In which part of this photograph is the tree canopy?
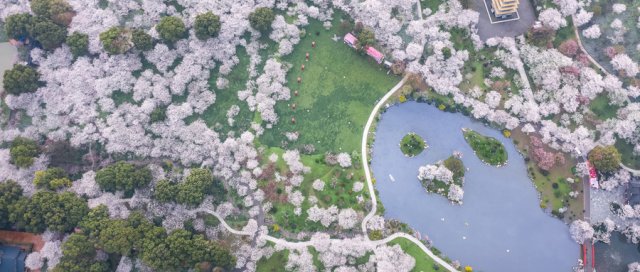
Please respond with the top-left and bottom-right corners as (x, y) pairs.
(99, 27), (132, 54)
(156, 16), (186, 44)
(153, 168), (226, 206)
(27, 16), (68, 50)
(10, 191), (88, 233)
(30, 0), (74, 26)
(4, 13), (33, 40)
(249, 7), (275, 32)
(356, 28), (376, 50)
(0, 180), (24, 229)
(66, 32), (89, 57)
(33, 167), (71, 190)
(3, 64), (41, 96)
(588, 145), (621, 172)
(52, 234), (110, 272)
(76, 206), (235, 271)
(9, 137), (40, 168)
(95, 161), (152, 196)
(131, 29), (153, 51)
(194, 12), (221, 40)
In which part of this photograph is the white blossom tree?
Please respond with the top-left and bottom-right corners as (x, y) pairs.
(569, 220), (594, 244)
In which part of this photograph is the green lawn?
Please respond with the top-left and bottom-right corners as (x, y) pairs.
(256, 249), (289, 272)
(259, 17), (399, 154)
(420, 0), (445, 11)
(511, 129), (583, 221)
(388, 237), (439, 272)
(463, 129), (507, 166)
(186, 46), (253, 138)
(589, 94), (619, 120)
(400, 133), (426, 157)
(262, 147), (369, 233)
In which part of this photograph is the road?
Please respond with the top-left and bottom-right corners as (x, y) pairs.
(577, 156), (593, 272)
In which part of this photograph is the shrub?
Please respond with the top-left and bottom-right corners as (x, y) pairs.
(95, 162), (152, 196)
(3, 64), (41, 95)
(33, 168), (71, 190)
(31, 0), (74, 26)
(150, 107), (167, 123)
(194, 12), (221, 40)
(66, 32), (89, 57)
(588, 145), (621, 172)
(100, 27), (132, 54)
(27, 16), (68, 50)
(4, 13), (34, 40)
(249, 7), (275, 32)
(10, 137), (40, 168)
(156, 16), (186, 44)
(558, 39), (578, 57)
(132, 29), (153, 51)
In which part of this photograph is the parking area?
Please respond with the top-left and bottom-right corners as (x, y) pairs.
(472, 0), (536, 41)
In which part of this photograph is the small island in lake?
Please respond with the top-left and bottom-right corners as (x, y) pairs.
(463, 129), (507, 166)
(400, 132), (426, 157)
(417, 155), (465, 204)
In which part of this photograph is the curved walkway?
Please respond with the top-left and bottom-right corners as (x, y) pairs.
(359, 75), (458, 271)
(620, 163), (640, 176)
(571, 15), (611, 76)
(195, 75), (457, 271)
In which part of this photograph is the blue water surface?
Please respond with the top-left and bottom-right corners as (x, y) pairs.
(371, 101), (578, 272)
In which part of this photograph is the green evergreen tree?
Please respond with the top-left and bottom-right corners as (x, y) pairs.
(248, 7), (275, 32)
(194, 12), (221, 40)
(156, 16), (186, 44)
(66, 32), (89, 57)
(3, 64), (41, 95)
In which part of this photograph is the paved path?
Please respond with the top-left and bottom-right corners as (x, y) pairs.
(199, 206), (457, 271)
(359, 75), (458, 271)
(193, 75), (457, 271)
(620, 163), (640, 176)
(571, 17), (611, 77)
(360, 75), (408, 234)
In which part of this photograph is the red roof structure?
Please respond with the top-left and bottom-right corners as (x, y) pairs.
(366, 46), (384, 63)
(344, 33), (357, 48)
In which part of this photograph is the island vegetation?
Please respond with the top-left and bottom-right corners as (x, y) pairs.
(463, 129), (507, 166)
(400, 132), (426, 157)
(418, 154), (466, 204)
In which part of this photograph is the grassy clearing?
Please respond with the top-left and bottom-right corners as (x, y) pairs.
(589, 94), (619, 120)
(111, 91), (136, 106)
(511, 129), (583, 221)
(256, 249), (289, 272)
(186, 46), (253, 138)
(463, 129), (507, 166)
(388, 237), (439, 272)
(260, 147), (369, 233)
(420, 0), (445, 11)
(259, 17), (399, 154)
(400, 133), (426, 157)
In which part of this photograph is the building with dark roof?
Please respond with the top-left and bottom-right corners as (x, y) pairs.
(0, 245), (27, 272)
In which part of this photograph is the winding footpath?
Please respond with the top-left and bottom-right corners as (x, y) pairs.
(620, 163), (640, 176)
(194, 75), (457, 271)
(359, 75), (457, 271)
(571, 15), (612, 77)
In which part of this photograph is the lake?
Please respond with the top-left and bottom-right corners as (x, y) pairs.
(370, 101), (578, 271)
